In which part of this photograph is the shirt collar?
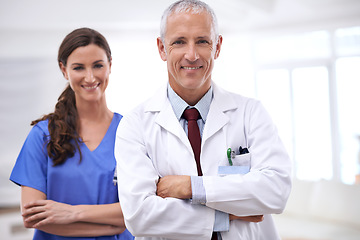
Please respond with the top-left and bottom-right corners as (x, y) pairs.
(167, 84), (213, 122)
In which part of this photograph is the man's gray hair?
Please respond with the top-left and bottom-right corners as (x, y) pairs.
(160, 0), (219, 42)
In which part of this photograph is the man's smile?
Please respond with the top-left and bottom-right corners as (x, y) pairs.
(181, 66), (202, 70)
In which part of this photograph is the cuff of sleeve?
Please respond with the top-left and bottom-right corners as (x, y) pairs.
(190, 176), (206, 204)
(213, 210), (229, 232)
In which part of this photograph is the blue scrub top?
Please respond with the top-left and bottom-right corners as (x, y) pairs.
(10, 112), (133, 240)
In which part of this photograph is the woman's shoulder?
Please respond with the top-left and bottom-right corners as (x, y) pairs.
(29, 119), (50, 138)
(113, 112), (123, 123)
(33, 119), (49, 130)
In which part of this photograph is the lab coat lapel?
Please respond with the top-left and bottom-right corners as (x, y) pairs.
(157, 103), (194, 154)
(202, 84), (237, 144)
(145, 84), (192, 151)
(156, 102), (187, 139)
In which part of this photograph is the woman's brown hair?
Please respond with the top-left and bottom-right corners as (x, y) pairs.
(32, 27), (112, 166)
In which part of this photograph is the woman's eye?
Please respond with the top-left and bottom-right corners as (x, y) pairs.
(73, 66), (83, 71)
(94, 64), (104, 69)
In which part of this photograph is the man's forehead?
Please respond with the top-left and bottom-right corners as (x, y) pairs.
(165, 12), (214, 37)
(167, 10), (211, 22)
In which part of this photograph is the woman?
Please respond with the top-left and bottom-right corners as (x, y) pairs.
(10, 27), (133, 240)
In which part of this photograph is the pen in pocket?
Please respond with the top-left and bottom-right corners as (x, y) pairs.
(227, 148), (235, 166)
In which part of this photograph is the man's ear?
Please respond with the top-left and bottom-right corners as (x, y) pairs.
(59, 62), (69, 80)
(214, 35), (223, 59)
(157, 37), (167, 61)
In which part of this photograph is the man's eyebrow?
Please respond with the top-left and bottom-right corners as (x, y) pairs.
(171, 36), (186, 41)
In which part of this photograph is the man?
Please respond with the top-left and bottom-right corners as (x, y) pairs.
(115, 0), (292, 239)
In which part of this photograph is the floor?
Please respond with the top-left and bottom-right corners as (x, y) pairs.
(0, 207), (34, 240)
(1, 208), (359, 240)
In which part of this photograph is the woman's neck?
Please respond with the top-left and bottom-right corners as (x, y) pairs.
(76, 97), (112, 123)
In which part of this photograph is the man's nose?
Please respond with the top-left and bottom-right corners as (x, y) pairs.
(184, 44), (199, 62)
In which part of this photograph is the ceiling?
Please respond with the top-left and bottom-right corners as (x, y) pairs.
(0, 0), (359, 34)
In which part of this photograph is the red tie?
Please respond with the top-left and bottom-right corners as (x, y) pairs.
(183, 108), (217, 240)
(182, 108), (202, 176)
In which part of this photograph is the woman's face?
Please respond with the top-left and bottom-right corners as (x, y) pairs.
(60, 44), (111, 105)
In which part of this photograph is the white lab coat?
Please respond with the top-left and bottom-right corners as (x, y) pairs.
(115, 82), (292, 240)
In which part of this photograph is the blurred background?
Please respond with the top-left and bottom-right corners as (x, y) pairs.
(1, 0), (360, 239)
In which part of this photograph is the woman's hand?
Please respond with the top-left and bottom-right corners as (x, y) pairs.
(20, 186), (125, 236)
(22, 200), (77, 228)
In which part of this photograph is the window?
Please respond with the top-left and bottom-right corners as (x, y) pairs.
(254, 31), (330, 64)
(292, 67), (332, 181)
(256, 69), (293, 159)
(336, 57), (360, 184)
(254, 26), (360, 184)
(335, 27), (360, 56)
(256, 67), (332, 181)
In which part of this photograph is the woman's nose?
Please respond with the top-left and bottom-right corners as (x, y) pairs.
(84, 69), (95, 83)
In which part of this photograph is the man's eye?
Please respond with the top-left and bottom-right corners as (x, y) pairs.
(198, 40), (209, 44)
(172, 40), (184, 45)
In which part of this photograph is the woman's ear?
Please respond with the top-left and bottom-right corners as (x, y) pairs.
(59, 62), (68, 80)
(109, 57), (112, 74)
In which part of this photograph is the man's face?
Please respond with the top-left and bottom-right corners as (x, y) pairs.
(157, 11), (222, 103)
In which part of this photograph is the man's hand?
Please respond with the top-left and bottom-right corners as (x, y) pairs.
(156, 175), (192, 199)
(230, 214), (264, 223)
(156, 176), (263, 223)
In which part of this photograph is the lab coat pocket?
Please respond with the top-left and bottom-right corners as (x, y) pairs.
(232, 152), (251, 166)
(218, 153), (251, 176)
